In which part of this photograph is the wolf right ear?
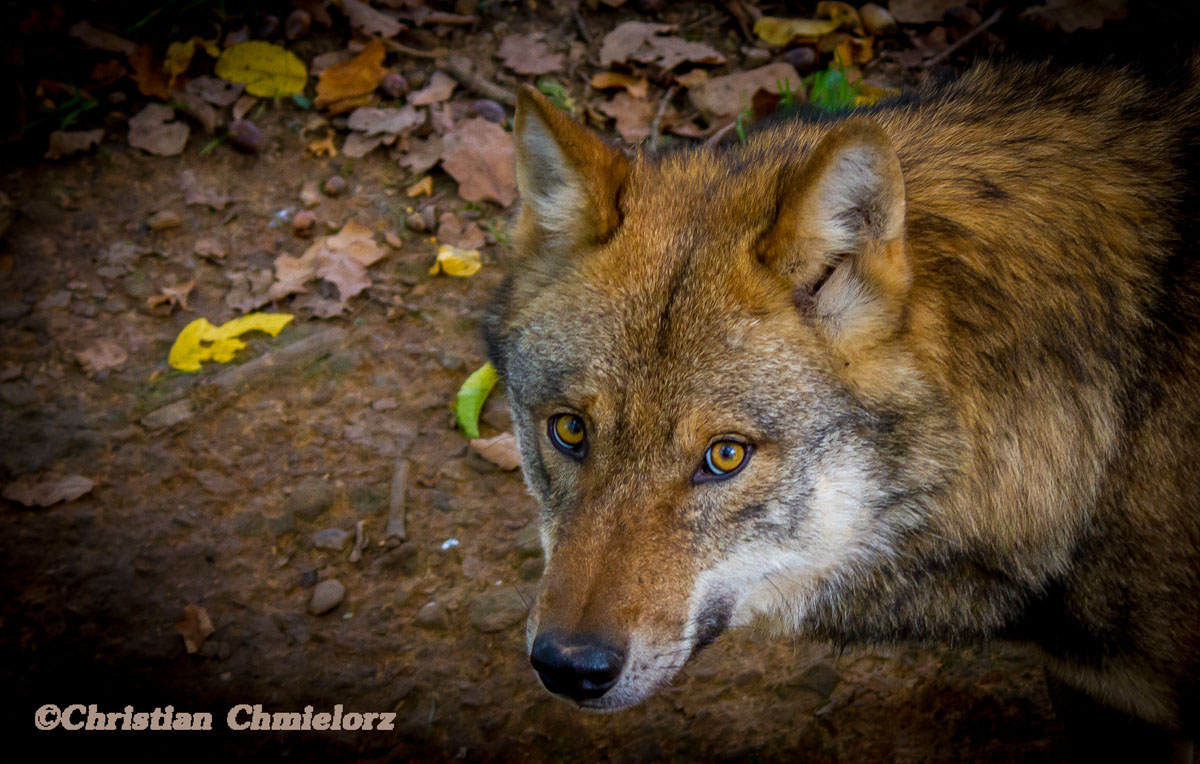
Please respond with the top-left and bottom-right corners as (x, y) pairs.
(514, 84), (630, 248)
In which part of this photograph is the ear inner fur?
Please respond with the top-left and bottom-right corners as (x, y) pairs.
(514, 84), (630, 247)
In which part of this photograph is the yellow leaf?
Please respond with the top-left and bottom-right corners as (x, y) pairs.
(164, 39), (196, 88)
(754, 16), (841, 45)
(196, 37), (221, 58)
(215, 41), (307, 98)
(406, 176), (432, 197)
(167, 312), (294, 372)
(428, 244), (481, 277)
(855, 83), (899, 107)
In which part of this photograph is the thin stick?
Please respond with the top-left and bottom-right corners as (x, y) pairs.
(649, 85), (677, 153)
(702, 120), (737, 150)
(571, 4), (592, 45)
(386, 459), (409, 541)
(923, 8), (1004, 68)
(441, 55), (517, 107)
(384, 39), (447, 60)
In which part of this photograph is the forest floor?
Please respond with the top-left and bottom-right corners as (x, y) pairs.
(0, 0), (1164, 761)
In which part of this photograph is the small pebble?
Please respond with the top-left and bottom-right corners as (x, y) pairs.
(405, 211), (427, 232)
(381, 72), (410, 100)
(413, 601), (449, 631)
(257, 14), (280, 38)
(859, 3), (897, 36)
(783, 46), (817, 72)
(313, 528), (350, 551)
(322, 175), (347, 197)
(470, 99), (506, 124)
(299, 180), (322, 209)
(300, 569), (318, 588)
(308, 579), (345, 615)
(285, 9), (312, 40)
(293, 210), (315, 235)
(147, 210), (181, 230)
(229, 120), (264, 153)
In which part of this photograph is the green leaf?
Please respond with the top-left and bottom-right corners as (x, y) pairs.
(455, 362), (499, 439)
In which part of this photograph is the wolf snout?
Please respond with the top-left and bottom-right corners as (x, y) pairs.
(529, 631), (625, 703)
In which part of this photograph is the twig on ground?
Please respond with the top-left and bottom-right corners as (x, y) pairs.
(924, 8), (1004, 68)
(649, 85), (678, 154)
(441, 55), (517, 107)
(571, 3), (592, 45)
(385, 458), (410, 542)
(703, 120), (738, 150)
(205, 327), (348, 392)
(349, 519), (366, 563)
(384, 40), (447, 60)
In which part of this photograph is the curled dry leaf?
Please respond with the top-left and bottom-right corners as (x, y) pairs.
(754, 16), (842, 45)
(307, 131), (338, 157)
(440, 118), (516, 207)
(347, 105), (423, 135)
(185, 76), (245, 107)
(599, 21), (725, 70)
(45, 129), (103, 160)
(315, 40), (386, 112)
(429, 243), (481, 277)
(469, 432), (521, 471)
(590, 71), (650, 99)
(171, 90), (222, 133)
(128, 45), (171, 99)
(76, 339), (128, 377)
(689, 63), (803, 120)
(599, 93), (656, 143)
(498, 32), (564, 75)
(147, 280), (197, 311)
(69, 20), (139, 57)
(267, 221), (385, 315)
(128, 103), (189, 157)
(180, 170), (231, 209)
(175, 604), (215, 654)
(408, 71), (457, 106)
(340, 0), (405, 39)
(342, 132), (383, 158)
(406, 176), (433, 197)
(400, 135), (444, 174)
(4, 473), (95, 508)
(437, 212), (485, 250)
(168, 313), (294, 371)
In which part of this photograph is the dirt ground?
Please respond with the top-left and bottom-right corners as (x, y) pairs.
(4, 1), (1169, 761)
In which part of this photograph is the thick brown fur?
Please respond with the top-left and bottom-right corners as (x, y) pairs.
(486, 59), (1200, 752)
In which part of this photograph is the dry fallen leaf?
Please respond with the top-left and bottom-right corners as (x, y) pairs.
(315, 40), (386, 112)
(266, 221), (385, 314)
(440, 118), (516, 207)
(215, 41), (307, 98)
(147, 280), (197, 312)
(599, 21), (725, 70)
(128, 103), (189, 156)
(76, 339), (127, 377)
(754, 16), (843, 45)
(470, 432), (521, 471)
(599, 93), (657, 143)
(498, 32), (565, 75)
(1022, 0), (1128, 33)
(164, 38), (197, 88)
(90, 59), (128, 85)
(429, 243), (482, 277)
(168, 313), (294, 371)
(172, 90), (223, 133)
(406, 176), (433, 197)
(590, 71), (650, 99)
(45, 129), (103, 160)
(342, 132), (383, 158)
(307, 131), (338, 157)
(340, 0), (405, 38)
(437, 212), (485, 250)
(194, 238), (228, 261)
(400, 135), (444, 174)
(408, 71), (457, 106)
(3, 473), (95, 507)
(69, 20), (139, 57)
(175, 604), (215, 654)
(690, 63), (803, 120)
(185, 75), (244, 107)
(180, 170), (231, 209)
(127, 44), (171, 99)
(347, 105), (423, 135)
(232, 94), (258, 121)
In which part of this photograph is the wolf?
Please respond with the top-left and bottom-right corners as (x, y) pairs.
(484, 59), (1200, 759)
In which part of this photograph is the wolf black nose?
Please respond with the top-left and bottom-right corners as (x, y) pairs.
(530, 631), (624, 702)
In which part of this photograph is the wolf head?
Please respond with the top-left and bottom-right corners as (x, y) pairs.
(485, 85), (944, 710)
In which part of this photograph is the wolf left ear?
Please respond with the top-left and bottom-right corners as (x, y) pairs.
(514, 85), (630, 248)
(760, 118), (910, 347)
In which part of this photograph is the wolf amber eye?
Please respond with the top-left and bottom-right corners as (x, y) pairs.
(549, 414), (586, 456)
(696, 441), (751, 483)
